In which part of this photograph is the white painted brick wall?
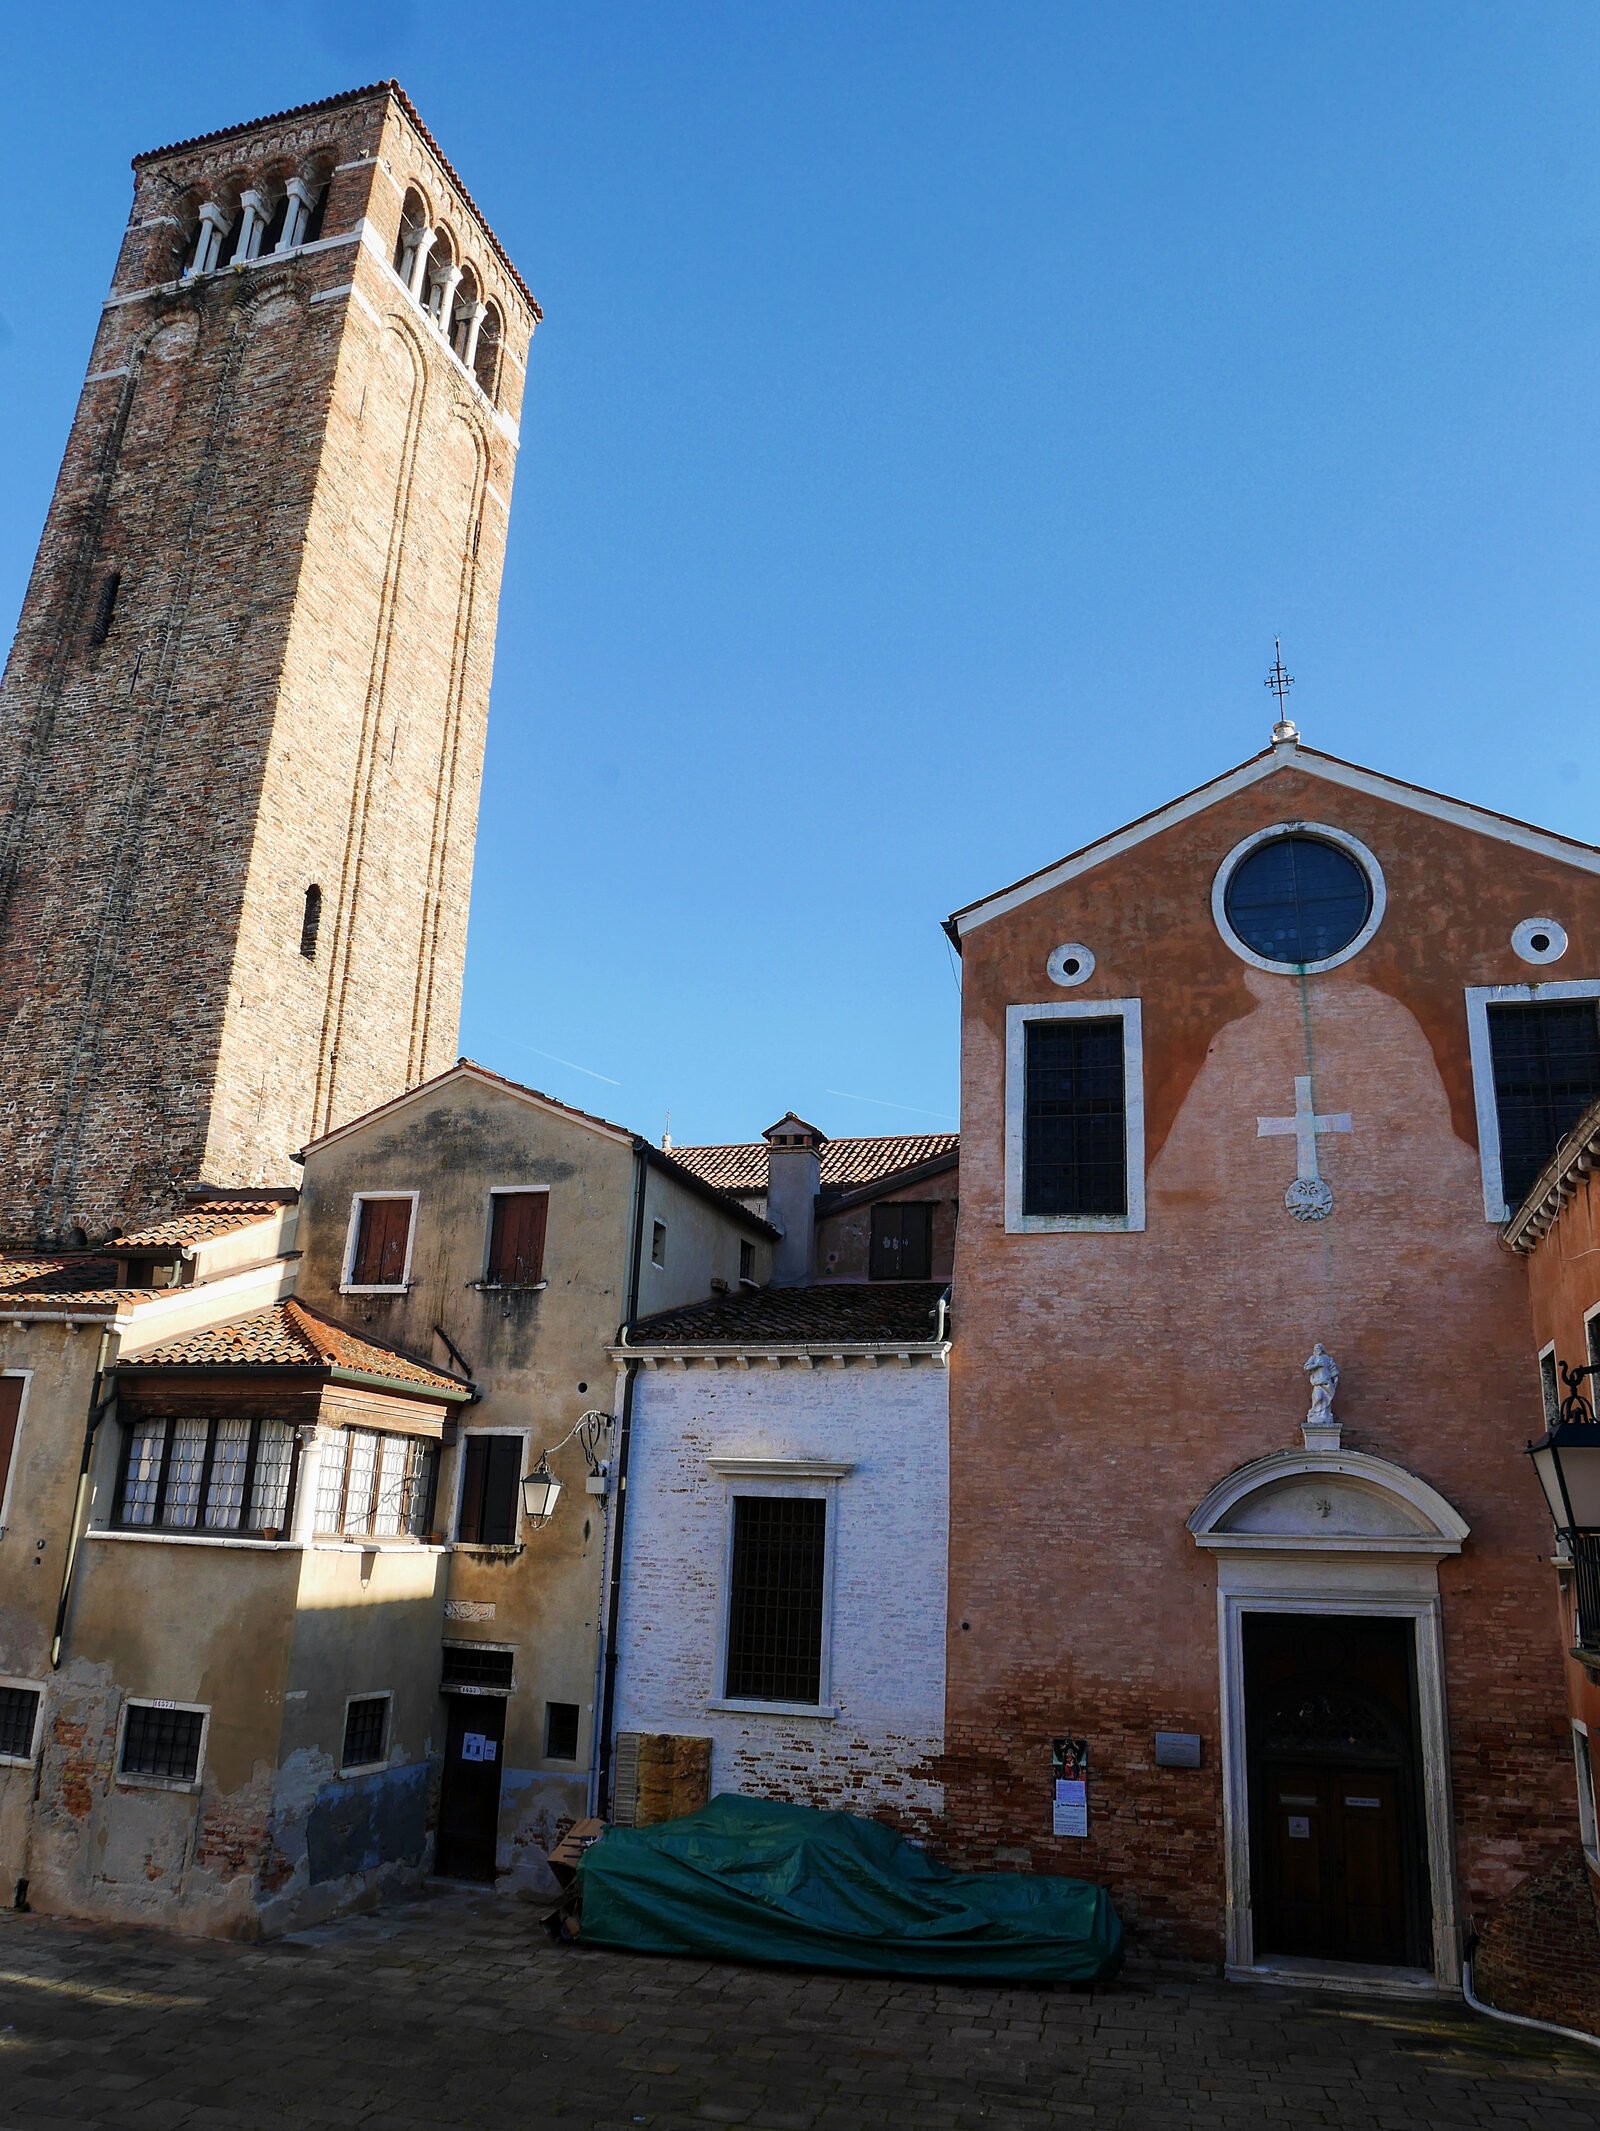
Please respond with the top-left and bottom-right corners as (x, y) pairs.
(615, 1360), (947, 1831)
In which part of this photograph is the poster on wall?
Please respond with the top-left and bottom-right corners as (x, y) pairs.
(1051, 1735), (1089, 1838)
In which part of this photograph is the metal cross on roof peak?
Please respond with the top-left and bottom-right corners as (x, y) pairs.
(1265, 638), (1299, 744)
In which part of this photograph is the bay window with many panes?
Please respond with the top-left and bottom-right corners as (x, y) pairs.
(115, 1413), (300, 1536)
(315, 1427), (439, 1541)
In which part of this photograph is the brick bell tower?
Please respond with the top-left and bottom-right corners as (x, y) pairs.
(0, 83), (538, 1242)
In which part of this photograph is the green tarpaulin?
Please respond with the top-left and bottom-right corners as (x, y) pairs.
(577, 1794), (1123, 1983)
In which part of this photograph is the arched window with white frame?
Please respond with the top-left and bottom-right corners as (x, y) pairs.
(425, 226), (462, 337)
(473, 301), (503, 400)
(393, 187), (431, 296)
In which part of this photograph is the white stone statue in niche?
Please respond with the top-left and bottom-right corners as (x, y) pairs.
(1303, 1343), (1340, 1446)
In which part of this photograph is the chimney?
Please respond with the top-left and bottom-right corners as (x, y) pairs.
(762, 1113), (826, 1286)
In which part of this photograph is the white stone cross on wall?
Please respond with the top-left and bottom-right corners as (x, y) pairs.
(1257, 1074), (1352, 1222)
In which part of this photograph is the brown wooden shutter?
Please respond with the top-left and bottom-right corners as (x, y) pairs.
(352, 1198), (411, 1285)
(481, 1437), (522, 1545)
(487, 1191), (547, 1286)
(457, 1436), (522, 1546)
(870, 1203), (933, 1281)
(0, 1377), (23, 1506)
(458, 1436), (488, 1542)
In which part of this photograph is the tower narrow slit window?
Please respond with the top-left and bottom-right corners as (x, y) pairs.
(88, 571), (120, 647)
(299, 884), (322, 960)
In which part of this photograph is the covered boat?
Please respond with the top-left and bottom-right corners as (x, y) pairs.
(577, 1794), (1123, 1983)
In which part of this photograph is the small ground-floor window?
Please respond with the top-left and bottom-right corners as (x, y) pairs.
(341, 1694), (391, 1773)
(0, 1682), (42, 1764)
(120, 1702), (206, 1785)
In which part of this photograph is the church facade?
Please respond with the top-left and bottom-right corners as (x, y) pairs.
(942, 729), (1600, 1991)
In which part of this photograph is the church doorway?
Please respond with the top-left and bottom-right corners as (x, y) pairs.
(1243, 1613), (1430, 1969)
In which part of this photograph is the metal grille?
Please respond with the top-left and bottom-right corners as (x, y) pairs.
(1489, 1001), (1600, 1210)
(1023, 1017), (1127, 1218)
(0, 1685), (40, 1760)
(342, 1696), (389, 1769)
(121, 1704), (204, 1782)
(1573, 1532), (1600, 1654)
(440, 1643), (515, 1691)
(725, 1495), (826, 1703)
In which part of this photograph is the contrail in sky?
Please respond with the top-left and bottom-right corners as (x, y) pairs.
(826, 1089), (956, 1122)
(510, 1042), (623, 1087)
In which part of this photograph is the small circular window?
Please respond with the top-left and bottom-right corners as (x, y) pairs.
(1215, 826), (1383, 973)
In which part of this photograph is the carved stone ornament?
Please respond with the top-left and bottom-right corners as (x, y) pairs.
(1285, 1175), (1334, 1221)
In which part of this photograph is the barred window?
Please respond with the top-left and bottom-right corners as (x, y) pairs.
(724, 1495), (827, 1704)
(341, 1695), (389, 1771)
(1023, 1016), (1128, 1218)
(121, 1703), (205, 1784)
(1488, 1000), (1600, 1212)
(0, 1685), (41, 1762)
(441, 1642), (515, 1691)
(115, 1416), (298, 1535)
(315, 1429), (437, 1542)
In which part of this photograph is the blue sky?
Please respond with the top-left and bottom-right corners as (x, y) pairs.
(4, 5), (1598, 1146)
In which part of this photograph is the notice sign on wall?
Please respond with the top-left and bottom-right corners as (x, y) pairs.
(1051, 1735), (1089, 1839)
(461, 1732), (498, 1763)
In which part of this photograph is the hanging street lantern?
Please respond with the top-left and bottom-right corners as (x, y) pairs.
(1526, 1358), (1600, 1652)
(520, 1455), (563, 1529)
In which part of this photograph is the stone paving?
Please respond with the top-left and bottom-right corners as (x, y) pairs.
(0, 1886), (1596, 2130)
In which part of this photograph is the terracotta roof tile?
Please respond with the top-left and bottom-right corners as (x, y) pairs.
(0, 1255), (125, 1301)
(673, 1134), (959, 1196)
(122, 1299), (470, 1395)
(626, 1282), (950, 1349)
(115, 1201), (287, 1250)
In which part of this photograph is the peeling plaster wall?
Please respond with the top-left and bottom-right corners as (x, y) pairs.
(0, 1322), (104, 1897)
(26, 1517), (301, 1935)
(615, 1360), (948, 1835)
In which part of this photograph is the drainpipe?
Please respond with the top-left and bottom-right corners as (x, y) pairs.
(1463, 1951), (1600, 2054)
(51, 1330), (116, 1669)
(593, 1142), (649, 1818)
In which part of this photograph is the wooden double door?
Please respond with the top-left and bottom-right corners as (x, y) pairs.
(1245, 1614), (1429, 1969)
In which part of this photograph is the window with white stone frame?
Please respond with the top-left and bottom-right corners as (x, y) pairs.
(0, 1680), (43, 1766)
(118, 1700), (207, 1789)
(1005, 999), (1145, 1233)
(340, 1692), (391, 1775)
(709, 1462), (848, 1716)
(1465, 983), (1600, 1221)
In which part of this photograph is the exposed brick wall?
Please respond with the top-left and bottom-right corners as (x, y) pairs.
(1474, 1846), (1600, 2036)
(946, 763), (1599, 1967)
(616, 1359), (948, 1837)
(0, 86), (534, 1243)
